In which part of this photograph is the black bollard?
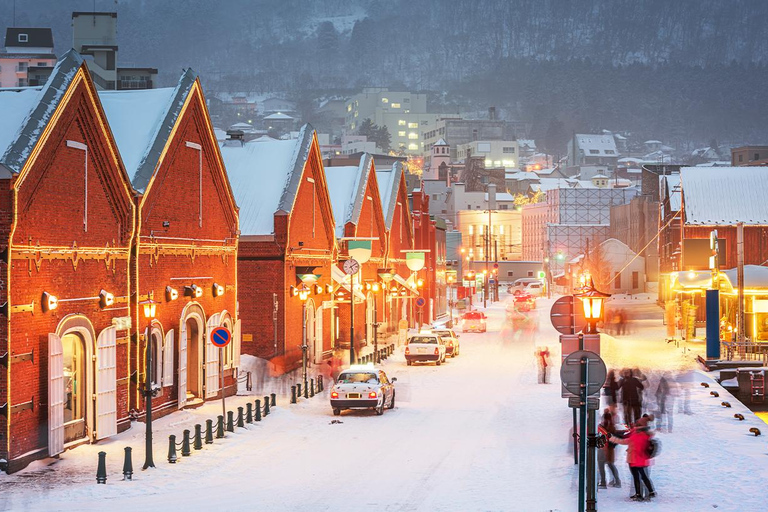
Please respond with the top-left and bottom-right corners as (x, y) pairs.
(194, 424), (203, 450)
(304, 380), (309, 399)
(264, 396), (271, 415)
(291, 385), (297, 404)
(216, 415), (225, 438)
(237, 406), (245, 428)
(122, 446), (133, 480)
(271, 393), (276, 407)
(310, 378), (315, 397)
(226, 410), (235, 432)
(205, 419), (214, 444)
(297, 383), (302, 398)
(246, 402), (253, 423)
(255, 399), (262, 421)
(168, 435), (178, 463)
(96, 451), (107, 484)
(181, 429), (191, 457)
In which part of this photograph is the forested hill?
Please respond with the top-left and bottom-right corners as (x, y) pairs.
(4, 0), (768, 142)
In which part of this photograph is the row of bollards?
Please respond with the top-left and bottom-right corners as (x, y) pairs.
(706, 381), (765, 438)
(291, 375), (325, 405)
(356, 344), (395, 365)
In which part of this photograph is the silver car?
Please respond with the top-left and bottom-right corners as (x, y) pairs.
(330, 365), (396, 416)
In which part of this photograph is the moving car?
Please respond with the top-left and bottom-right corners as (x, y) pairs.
(461, 311), (487, 333)
(513, 291), (536, 312)
(433, 328), (460, 357)
(524, 281), (544, 297)
(508, 278), (541, 295)
(405, 333), (447, 366)
(330, 365), (396, 416)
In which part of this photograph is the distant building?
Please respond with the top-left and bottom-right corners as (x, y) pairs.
(731, 146), (768, 166)
(422, 117), (505, 163)
(456, 207), (522, 262)
(0, 27), (56, 87)
(566, 134), (620, 179)
(341, 135), (378, 155)
(425, 138), (451, 180)
(456, 140), (519, 168)
(72, 11), (157, 90)
(345, 88), (437, 155)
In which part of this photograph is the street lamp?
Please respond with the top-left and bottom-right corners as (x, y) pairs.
(140, 295), (158, 470)
(295, 268), (321, 397)
(576, 278), (611, 334)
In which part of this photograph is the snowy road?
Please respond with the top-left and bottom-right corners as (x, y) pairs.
(1, 295), (767, 511)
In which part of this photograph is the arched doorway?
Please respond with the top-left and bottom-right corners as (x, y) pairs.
(314, 303), (324, 364)
(179, 303), (205, 409)
(62, 332), (87, 444)
(305, 298), (316, 362)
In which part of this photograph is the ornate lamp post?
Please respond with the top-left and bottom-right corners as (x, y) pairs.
(576, 278), (611, 335)
(295, 268), (321, 399)
(140, 296), (158, 470)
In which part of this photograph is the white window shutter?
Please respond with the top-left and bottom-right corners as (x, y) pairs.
(205, 314), (220, 398)
(95, 327), (118, 440)
(163, 329), (174, 387)
(233, 319), (241, 368)
(48, 333), (65, 456)
(178, 322), (187, 409)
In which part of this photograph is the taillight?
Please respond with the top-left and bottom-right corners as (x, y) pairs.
(330, 391), (339, 399)
(405, 346), (410, 355)
(448, 342), (453, 347)
(434, 347), (439, 355)
(368, 391), (377, 399)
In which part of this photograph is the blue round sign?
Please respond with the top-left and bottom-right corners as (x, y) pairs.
(415, 297), (426, 308)
(210, 327), (232, 348)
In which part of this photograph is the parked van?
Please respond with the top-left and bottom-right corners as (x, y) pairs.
(508, 278), (542, 295)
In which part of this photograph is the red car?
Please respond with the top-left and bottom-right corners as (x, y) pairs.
(461, 311), (487, 333)
(514, 292), (536, 312)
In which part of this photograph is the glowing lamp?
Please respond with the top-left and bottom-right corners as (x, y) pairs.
(576, 278), (611, 334)
(417, 278), (424, 288)
(315, 284), (323, 294)
(372, 283), (380, 292)
(41, 291), (58, 312)
(140, 298), (158, 320)
(326, 284), (334, 294)
(166, 286), (179, 301)
(212, 283), (225, 297)
(291, 286), (299, 297)
(185, 284), (203, 298)
(99, 289), (115, 308)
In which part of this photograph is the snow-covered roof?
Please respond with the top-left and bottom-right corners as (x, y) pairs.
(264, 112), (293, 120)
(592, 173), (608, 179)
(485, 192), (515, 202)
(530, 178), (578, 193)
(723, 265), (768, 290)
(213, 127), (227, 141)
(645, 140), (661, 145)
(434, 138), (448, 146)
(0, 50), (82, 173)
(574, 134), (617, 156)
(324, 154), (373, 238)
(375, 162), (403, 230)
(221, 124), (314, 236)
(681, 167), (768, 225)
(517, 139), (536, 150)
(660, 174), (681, 211)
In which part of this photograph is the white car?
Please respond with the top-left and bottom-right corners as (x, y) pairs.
(433, 328), (460, 357)
(524, 281), (544, 297)
(405, 333), (447, 366)
(508, 278), (542, 295)
(330, 365), (396, 416)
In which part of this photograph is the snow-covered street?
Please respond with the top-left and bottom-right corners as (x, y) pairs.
(1, 294), (766, 511)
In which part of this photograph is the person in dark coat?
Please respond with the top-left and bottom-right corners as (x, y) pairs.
(597, 409), (621, 488)
(619, 369), (644, 426)
(604, 369), (620, 414)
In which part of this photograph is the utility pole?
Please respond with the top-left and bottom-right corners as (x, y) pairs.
(737, 222), (745, 344)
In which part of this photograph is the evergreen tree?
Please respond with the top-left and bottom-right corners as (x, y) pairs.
(358, 118), (376, 139)
(375, 125), (392, 152)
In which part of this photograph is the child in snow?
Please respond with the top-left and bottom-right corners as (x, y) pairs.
(610, 416), (656, 501)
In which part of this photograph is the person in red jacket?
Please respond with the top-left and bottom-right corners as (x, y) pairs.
(610, 416), (656, 501)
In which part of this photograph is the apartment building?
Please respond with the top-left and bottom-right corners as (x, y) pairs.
(0, 28), (56, 87)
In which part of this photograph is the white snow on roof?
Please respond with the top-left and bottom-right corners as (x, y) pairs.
(213, 127), (227, 141)
(645, 140), (661, 144)
(485, 192), (515, 202)
(376, 169), (395, 218)
(264, 112), (293, 120)
(574, 134), (617, 156)
(681, 167), (768, 225)
(0, 87), (43, 160)
(434, 138), (448, 146)
(325, 165), (362, 237)
(723, 265), (768, 290)
(530, 178), (577, 192)
(662, 174), (682, 211)
(220, 138), (300, 235)
(99, 87), (177, 183)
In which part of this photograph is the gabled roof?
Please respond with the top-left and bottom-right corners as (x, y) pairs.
(435, 138), (448, 146)
(99, 68), (197, 192)
(376, 161), (404, 230)
(4, 27), (54, 49)
(574, 134), (617, 155)
(0, 50), (82, 174)
(681, 166), (768, 225)
(325, 153), (374, 238)
(221, 124), (314, 236)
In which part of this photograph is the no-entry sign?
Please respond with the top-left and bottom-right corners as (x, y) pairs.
(415, 297), (426, 308)
(210, 327), (232, 348)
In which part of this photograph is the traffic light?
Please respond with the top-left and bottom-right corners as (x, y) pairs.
(537, 271), (546, 279)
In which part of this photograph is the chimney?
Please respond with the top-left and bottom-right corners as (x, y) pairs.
(489, 106), (497, 120)
(224, 129), (245, 147)
(488, 183), (497, 210)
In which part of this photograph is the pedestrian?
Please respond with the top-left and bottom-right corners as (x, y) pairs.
(619, 369), (644, 427)
(655, 374), (673, 432)
(610, 416), (656, 501)
(597, 409), (622, 489)
(603, 369), (620, 414)
(535, 346), (550, 384)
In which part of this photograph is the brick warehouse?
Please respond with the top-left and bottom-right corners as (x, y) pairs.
(0, 52), (135, 472)
(411, 189), (448, 325)
(325, 154), (389, 361)
(221, 126), (338, 373)
(99, 69), (240, 416)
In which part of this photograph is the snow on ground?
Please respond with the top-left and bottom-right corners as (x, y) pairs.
(1, 294), (767, 511)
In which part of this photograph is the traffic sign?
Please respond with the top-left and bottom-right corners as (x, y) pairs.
(560, 350), (606, 398)
(493, 263), (499, 269)
(210, 327), (232, 348)
(415, 297), (426, 308)
(568, 396), (600, 410)
(550, 295), (587, 335)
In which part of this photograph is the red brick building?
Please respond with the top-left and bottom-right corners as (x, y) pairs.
(99, 69), (239, 416)
(410, 189), (448, 324)
(375, 162), (415, 331)
(325, 154), (388, 361)
(222, 126), (338, 373)
(0, 52), (135, 472)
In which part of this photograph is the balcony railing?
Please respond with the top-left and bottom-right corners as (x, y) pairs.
(118, 79), (153, 90)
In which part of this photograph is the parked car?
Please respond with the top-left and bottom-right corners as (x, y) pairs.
(433, 328), (460, 357)
(524, 281), (545, 297)
(461, 311), (487, 333)
(405, 333), (447, 366)
(508, 278), (542, 295)
(330, 365), (396, 416)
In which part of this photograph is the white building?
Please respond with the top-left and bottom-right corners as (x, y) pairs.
(456, 140), (519, 168)
(566, 134), (620, 179)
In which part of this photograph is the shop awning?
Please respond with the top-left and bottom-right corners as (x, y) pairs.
(331, 265), (366, 302)
(393, 273), (419, 296)
(670, 270), (733, 293)
(723, 265), (768, 294)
